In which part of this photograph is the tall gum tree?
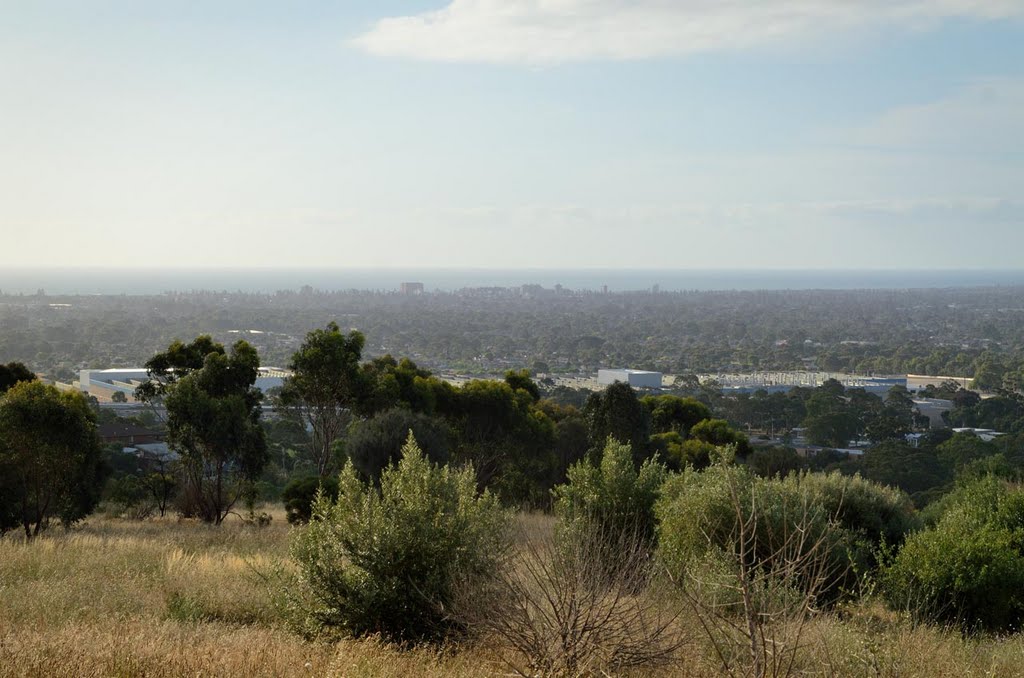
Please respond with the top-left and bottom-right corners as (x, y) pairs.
(278, 322), (365, 476)
(138, 337), (268, 524)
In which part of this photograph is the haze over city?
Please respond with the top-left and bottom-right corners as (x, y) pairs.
(3, 1), (1022, 270)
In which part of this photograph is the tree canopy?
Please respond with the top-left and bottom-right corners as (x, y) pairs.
(278, 322), (365, 475)
(0, 362), (35, 395)
(0, 381), (105, 537)
(144, 337), (268, 524)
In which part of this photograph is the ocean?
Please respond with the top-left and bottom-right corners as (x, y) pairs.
(1, 268), (1023, 296)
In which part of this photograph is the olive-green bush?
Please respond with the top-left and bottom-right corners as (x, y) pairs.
(656, 460), (917, 604)
(553, 437), (666, 552)
(779, 470), (920, 561)
(291, 433), (510, 643)
(883, 476), (1024, 632)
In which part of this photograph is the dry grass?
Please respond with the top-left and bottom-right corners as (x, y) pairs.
(456, 518), (689, 676)
(0, 511), (501, 677)
(3, 511), (1024, 677)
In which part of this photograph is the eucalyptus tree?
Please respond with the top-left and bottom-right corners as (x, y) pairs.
(0, 381), (105, 538)
(0, 361), (34, 394)
(278, 322), (365, 476)
(139, 336), (268, 524)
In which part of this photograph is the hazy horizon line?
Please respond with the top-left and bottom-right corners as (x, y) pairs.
(4, 267), (1024, 297)
(6, 266), (1024, 273)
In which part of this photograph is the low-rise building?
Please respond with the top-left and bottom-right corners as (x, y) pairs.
(78, 367), (289, 402)
(597, 369), (663, 389)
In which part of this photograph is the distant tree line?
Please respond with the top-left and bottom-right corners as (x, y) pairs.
(6, 285), (1024, 386)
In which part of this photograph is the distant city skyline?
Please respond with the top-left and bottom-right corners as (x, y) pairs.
(4, 267), (1024, 297)
(2, 1), (1022, 269)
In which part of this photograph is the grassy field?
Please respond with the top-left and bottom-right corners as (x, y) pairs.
(3, 511), (1024, 677)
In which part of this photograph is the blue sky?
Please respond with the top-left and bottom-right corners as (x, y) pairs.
(1, 1), (1022, 269)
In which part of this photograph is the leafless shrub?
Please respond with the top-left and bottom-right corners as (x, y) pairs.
(454, 518), (688, 677)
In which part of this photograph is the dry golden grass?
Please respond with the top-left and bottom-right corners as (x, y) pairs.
(0, 510), (509, 678)
(2, 511), (1024, 677)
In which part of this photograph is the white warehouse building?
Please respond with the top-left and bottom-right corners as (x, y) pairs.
(597, 369), (663, 389)
(78, 367), (290, 402)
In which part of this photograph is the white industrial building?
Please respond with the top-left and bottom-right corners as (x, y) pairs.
(78, 367), (290, 402)
(597, 369), (663, 389)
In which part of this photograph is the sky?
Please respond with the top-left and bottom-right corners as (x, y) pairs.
(1, 0), (1022, 270)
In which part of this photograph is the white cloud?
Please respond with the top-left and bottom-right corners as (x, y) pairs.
(843, 77), (1024, 153)
(353, 0), (1023, 64)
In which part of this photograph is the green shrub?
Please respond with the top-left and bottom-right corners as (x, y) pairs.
(883, 476), (1024, 632)
(291, 433), (510, 643)
(690, 419), (752, 457)
(650, 431), (718, 470)
(778, 471), (920, 558)
(656, 462), (917, 605)
(281, 475), (340, 524)
(553, 437), (666, 551)
(748, 446), (806, 478)
(103, 474), (153, 519)
(656, 462), (749, 577)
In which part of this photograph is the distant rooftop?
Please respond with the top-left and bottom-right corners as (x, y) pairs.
(89, 366), (289, 376)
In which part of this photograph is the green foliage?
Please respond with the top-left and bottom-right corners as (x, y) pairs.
(0, 381), (106, 537)
(945, 394), (1024, 432)
(971, 359), (1008, 392)
(504, 369), (540, 402)
(677, 438), (719, 470)
(780, 471), (919, 556)
(748, 446), (806, 478)
(454, 379), (536, 445)
(263, 415), (314, 475)
(658, 463), (783, 589)
(801, 381), (864, 448)
(541, 402), (590, 482)
(356, 355), (456, 417)
(956, 454), (1023, 485)
(883, 477), (1024, 632)
(134, 335), (223, 401)
(279, 322), (365, 476)
(719, 389), (808, 435)
(690, 418), (752, 457)
(641, 394), (711, 435)
(649, 430), (720, 471)
(104, 474), (151, 518)
(861, 441), (949, 505)
(657, 462), (917, 605)
(151, 338), (268, 524)
(450, 379), (557, 506)
(291, 434), (510, 643)
(346, 409), (450, 482)
(281, 475), (340, 524)
(554, 437), (667, 551)
(101, 444), (180, 518)
(0, 361), (35, 394)
(583, 382), (650, 463)
(936, 432), (998, 474)
(649, 431), (684, 466)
